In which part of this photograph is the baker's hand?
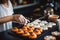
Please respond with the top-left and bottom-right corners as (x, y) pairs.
(19, 15), (28, 25)
(13, 14), (28, 25)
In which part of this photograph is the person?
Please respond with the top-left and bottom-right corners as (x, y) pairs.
(0, 0), (28, 32)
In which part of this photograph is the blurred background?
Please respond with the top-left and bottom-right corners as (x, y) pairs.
(10, 0), (60, 27)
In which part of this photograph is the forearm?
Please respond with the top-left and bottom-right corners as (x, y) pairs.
(0, 15), (13, 24)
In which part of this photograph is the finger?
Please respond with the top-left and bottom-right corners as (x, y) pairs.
(24, 19), (26, 25)
(26, 19), (30, 23)
(21, 18), (26, 25)
(24, 19), (28, 25)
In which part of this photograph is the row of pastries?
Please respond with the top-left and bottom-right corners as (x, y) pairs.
(44, 31), (60, 40)
(28, 19), (56, 30)
(12, 24), (43, 39)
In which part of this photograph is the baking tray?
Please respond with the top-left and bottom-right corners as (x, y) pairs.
(7, 25), (56, 40)
(7, 17), (57, 40)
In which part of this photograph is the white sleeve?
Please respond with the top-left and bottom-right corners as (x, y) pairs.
(0, 6), (3, 18)
(8, 0), (14, 14)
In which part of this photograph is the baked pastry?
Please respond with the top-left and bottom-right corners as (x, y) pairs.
(36, 28), (43, 32)
(51, 31), (60, 36)
(33, 24), (40, 28)
(29, 32), (37, 39)
(41, 25), (48, 30)
(16, 29), (24, 34)
(12, 27), (18, 32)
(29, 26), (34, 30)
(22, 26), (27, 31)
(27, 23), (34, 27)
(34, 28), (41, 35)
(23, 24), (29, 28)
(48, 15), (59, 22)
(22, 31), (30, 37)
(44, 35), (56, 40)
(27, 28), (33, 32)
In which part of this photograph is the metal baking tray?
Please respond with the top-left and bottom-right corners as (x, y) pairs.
(7, 17), (57, 40)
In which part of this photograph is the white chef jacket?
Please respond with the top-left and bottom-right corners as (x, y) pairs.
(0, 0), (14, 32)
